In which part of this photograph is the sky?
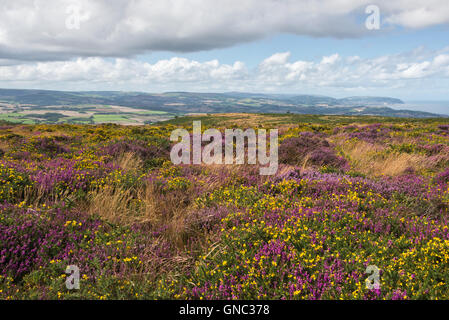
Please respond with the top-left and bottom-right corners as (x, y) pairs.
(0, 0), (449, 102)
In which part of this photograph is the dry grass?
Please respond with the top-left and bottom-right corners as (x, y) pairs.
(0, 140), (9, 153)
(378, 153), (426, 176)
(88, 186), (139, 224)
(88, 182), (179, 222)
(23, 184), (78, 208)
(87, 180), (195, 247)
(337, 139), (427, 176)
(89, 152), (192, 234)
(114, 152), (142, 173)
(86, 162), (269, 248)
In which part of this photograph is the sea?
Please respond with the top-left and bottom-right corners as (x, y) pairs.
(391, 101), (449, 116)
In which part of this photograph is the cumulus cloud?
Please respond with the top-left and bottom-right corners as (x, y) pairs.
(384, 0), (449, 28)
(1, 47), (449, 95)
(0, 57), (248, 91)
(1, 0), (449, 62)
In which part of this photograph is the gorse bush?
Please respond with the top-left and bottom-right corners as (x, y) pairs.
(0, 164), (33, 202)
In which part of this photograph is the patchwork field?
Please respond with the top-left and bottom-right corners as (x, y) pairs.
(0, 113), (449, 300)
(0, 103), (176, 125)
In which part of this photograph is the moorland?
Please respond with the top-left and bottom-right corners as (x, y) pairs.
(0, 113), (449, 299)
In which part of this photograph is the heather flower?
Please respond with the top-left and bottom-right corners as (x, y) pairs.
(434, 168), (449, 186)
(279, 133), (348, 170)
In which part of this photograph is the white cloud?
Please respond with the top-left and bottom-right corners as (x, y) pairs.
(0, 57), (247, 87)
(261, 52), (292, 66)
(321, 54), (340, 65)
(1, 0), (449, 62)
(1, 47), (449, 97)
(433, 54), (449, 67)
(385, 2), (449, 28)
(399, 61), (431, 79)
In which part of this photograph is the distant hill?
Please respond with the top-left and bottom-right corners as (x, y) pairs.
(337, 96), (404, 105)
(0, 88), (444, 118)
